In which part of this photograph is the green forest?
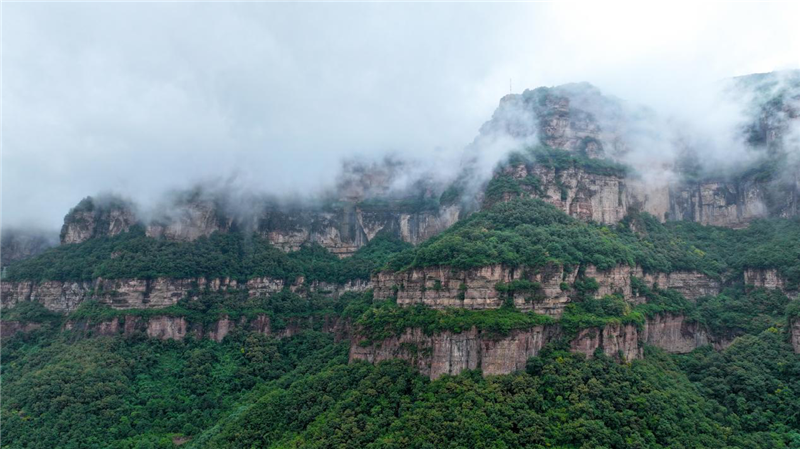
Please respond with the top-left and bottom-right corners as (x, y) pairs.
(3, 194), (800, 448)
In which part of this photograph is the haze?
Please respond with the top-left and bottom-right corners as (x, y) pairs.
(2, 2), (799, 230)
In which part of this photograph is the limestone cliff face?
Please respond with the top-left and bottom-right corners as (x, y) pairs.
(350, 313), (718, 379)
(146, 198), (233, 241)
(642, 314), (709, 353)
(668, 181), (772, 228)
(60, 313), (349, 343)
(349, 326), (560, 379)
(258, 203), (460, 257)
(0, 276), (370, 313)
(60, 196), (138, 244)
(56, 193), (461, 258)
(374, 264), (576, 317)
(744, 268), (797, 296)
(478, 78), (800, 227)
(791, 318), (800, 354)
(496, 161), (797, 227)
(570, 323), (642, 361)
(502, 164), (629, 224)
(373, 264), (719, 318)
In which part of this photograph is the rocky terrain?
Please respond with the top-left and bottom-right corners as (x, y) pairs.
(372, 263), (720, 317)
(0, 276), (370, 313)
(348, 312), (733, 379)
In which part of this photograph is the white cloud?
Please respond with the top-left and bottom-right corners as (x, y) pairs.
(2, 2), (799, 229)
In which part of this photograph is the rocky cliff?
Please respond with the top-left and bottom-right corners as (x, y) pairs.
(744, 268), (797, 297)
(57, 193), (461, 258)
(477, 78), (800, 227)
(350, 313), (719, 379)
(60, 196), (138, 244)
(373, 263), (719, 317)
(791, 318), (800, 354)
(0, 276), (370, 313)
(58, 313), (349, 342)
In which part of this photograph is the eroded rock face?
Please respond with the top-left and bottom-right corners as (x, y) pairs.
(743, 268), (797, 295)
(59, 313), (350, 343)
(668, 181), (773, 228)
(791, 318), (800, 354)
(349, 326), (560, 379)
(373, 264), (719, 317)
(374, 264), (577, 317)
(642, 314), (710, 353)
(258, 204), (461, 257)
(570, 322), (642, 361)
(1, 276), (370, 313)
(60, 196), (138, 245)
(351, 313), (720, 378)
(146, 316), (191, 341)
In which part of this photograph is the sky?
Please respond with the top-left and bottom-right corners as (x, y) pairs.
(2, 2), (799, 230)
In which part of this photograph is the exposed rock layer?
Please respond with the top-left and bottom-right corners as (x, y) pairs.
(350, 313), (723, 379)
(373, 264), (720, 317)
(1, 277), (370, 313)
(60, 313), (349, 342)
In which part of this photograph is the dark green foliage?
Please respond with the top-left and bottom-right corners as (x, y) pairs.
(355, 302), (554, 343)
(387, 198), (721, 275)
(518, 144), (630, 177)
(4, 228), (410, 284)
(484, 174), (523, 202)
(203, 348), (741, 448)
(0, 328), (348, 448)
(696, 287), (792, 336)
(627, 214), (800, 287)
(559, 294), (642, 338)
(0, 300), (62, 324)
(494, 279), (541, 294)
(676, 329), (800, 444)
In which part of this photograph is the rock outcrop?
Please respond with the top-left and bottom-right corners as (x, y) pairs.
(791, 318), (800, 354)
(349, 326), (560, 379)
(350, 313), (722, 379)
(60, 313), (350, 343)
(373, 264), (719, 317)
(570, 322), (642, 361)
(477, 78), (800, 227)
(60, 196), (138, 244)
(1, 276), (370, 313)
(256, 203), (460, 257)
(744, 268), (797, 297)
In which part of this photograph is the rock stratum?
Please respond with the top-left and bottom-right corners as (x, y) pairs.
(349, 313), (731, 379)
(373, 263), (720, 317)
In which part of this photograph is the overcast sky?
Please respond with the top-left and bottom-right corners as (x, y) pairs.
(2, 2), (799, 230)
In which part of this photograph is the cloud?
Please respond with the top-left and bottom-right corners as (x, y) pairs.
(2, 2), (799, 229)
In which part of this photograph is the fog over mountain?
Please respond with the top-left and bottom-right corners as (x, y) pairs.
(2, 2), (800, 232)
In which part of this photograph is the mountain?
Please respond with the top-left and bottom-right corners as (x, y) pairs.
(2, 73), (800, 448)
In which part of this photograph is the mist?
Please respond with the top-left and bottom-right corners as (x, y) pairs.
(2, 2), (799, 231)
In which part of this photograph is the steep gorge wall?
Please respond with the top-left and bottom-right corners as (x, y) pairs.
(499, 161), (794, 228)
(0, 277), (371, 313)
(350, 313), (720, 379)
(54, 313), (350, 342)
(791, 318), (800, 354)
(59, 196), (461, 258)
(373, 263), (720, 317)
(744, 268), (798, 298)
